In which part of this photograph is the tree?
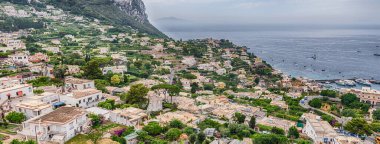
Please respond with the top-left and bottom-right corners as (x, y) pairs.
(165, 128), (182, 141)
(183, 127), (196, 135)
(111, 75), (121, 85)
(288, 126), (299, 139)
(373, 109), (380, 120)
(143, 122), (163, 136)
(320, 90), (338, 98)
(89, 114), (102, 128)
(191, 82), (199, 94)
(83, 60), (103, 79)
(98, 99), (116, 110)
(53, 65), (67, 80)
(308, 98), (322, 108)
(5, 111), (26, 123)
(344, 118), (372, 135)
(95, 79), (110, 93)
(169, 119), (185, 129)
(197, 132), (206, 143)
(189, 134), (197, 144)
(341, 109), (359, 118)
(151, 84), (180, 103)
(271, 127), (285, 135)
(249, 116), (256, 129)
(341, 93), (359, 106)
(122, 84), (149, 107)
(233, 112), (246, 124)
(252, 134), (288, 144)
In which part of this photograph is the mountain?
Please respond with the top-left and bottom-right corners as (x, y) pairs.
(156, 17), (187, 23)
(44, 0), (166, 38)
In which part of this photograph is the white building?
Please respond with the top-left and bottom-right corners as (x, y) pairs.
(65, 77), (95, 91)
(301, 113), (338, 144)
(25, 92), (60, 104)
(86, 107), (111, 120)
(66, 65), (81, 75)
(19, 107), (89, 143)
(14, 100), (54, 119)
(0, 84), (33, 103)
(198, 64), (215, 71)
(110, 107), (148, 128)
(181, 56), (197, 67)
(10, 52), (29, 65)
(42, 47), (60, 54)
(60, 89), (104, 108)
(102, 65), (128, 75)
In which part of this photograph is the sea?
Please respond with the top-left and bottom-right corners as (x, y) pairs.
(155, 24), (380, 90)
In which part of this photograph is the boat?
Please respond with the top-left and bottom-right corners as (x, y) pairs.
(336, 80), (356, 87)
(374, 54), (380, 56)
(311, 54), (317, 60)
(355, 79), (372, 86)
(370, 80), (380, 84)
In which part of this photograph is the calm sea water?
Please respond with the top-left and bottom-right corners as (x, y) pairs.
(162, 28), (380, 82)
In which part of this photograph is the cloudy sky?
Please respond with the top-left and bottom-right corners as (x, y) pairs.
(143, 0), (380, 25)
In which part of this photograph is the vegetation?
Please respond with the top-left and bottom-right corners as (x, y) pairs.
(5, 112), (26, 124)
(320, 90), (339, 98)
(121, 84), (149, 108)
(308, 98), (322, 108)
(344, 118), (372, 135)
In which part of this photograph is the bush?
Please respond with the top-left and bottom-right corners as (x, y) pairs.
(271, 127), (285, 135)
(165, 128), (182, 141)
(143, 122), (163, 136)
(5, 112), (26, 124)
(308, 98), (322, 108)
(169, 119), (185, 129)
(320, 90), (339, 98)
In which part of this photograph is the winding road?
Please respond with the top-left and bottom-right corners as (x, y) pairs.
(299, 96), (344, 123)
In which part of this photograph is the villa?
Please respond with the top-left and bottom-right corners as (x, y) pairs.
(19, 107), (89, 143)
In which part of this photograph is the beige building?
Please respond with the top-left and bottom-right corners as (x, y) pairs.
(110, 107), (148, 128)
(347, 87), (380, 106)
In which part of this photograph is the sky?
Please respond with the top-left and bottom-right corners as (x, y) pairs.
(143, 0), (380, 26)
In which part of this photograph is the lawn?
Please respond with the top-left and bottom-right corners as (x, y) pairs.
(65, 134), (91, 144)
(0, 124), (18, 135)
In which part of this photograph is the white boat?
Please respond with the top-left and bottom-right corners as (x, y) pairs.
(355, 79), (371, 86)
(336, 80), (356, 87)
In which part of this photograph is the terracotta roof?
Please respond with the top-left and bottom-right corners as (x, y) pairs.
(72, 89), (101, 99)
(32, 107), (85, 124)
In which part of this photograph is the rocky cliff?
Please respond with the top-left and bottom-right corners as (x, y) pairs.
(46, 0), (166, 37)
(113, 0), (148, 23)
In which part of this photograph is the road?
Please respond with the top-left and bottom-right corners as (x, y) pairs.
(299, 96), (344, 124)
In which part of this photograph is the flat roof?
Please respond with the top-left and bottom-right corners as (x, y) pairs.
(31, 107), (85, 124)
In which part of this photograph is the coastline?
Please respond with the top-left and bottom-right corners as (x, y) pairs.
(162, 32), (380, 91)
